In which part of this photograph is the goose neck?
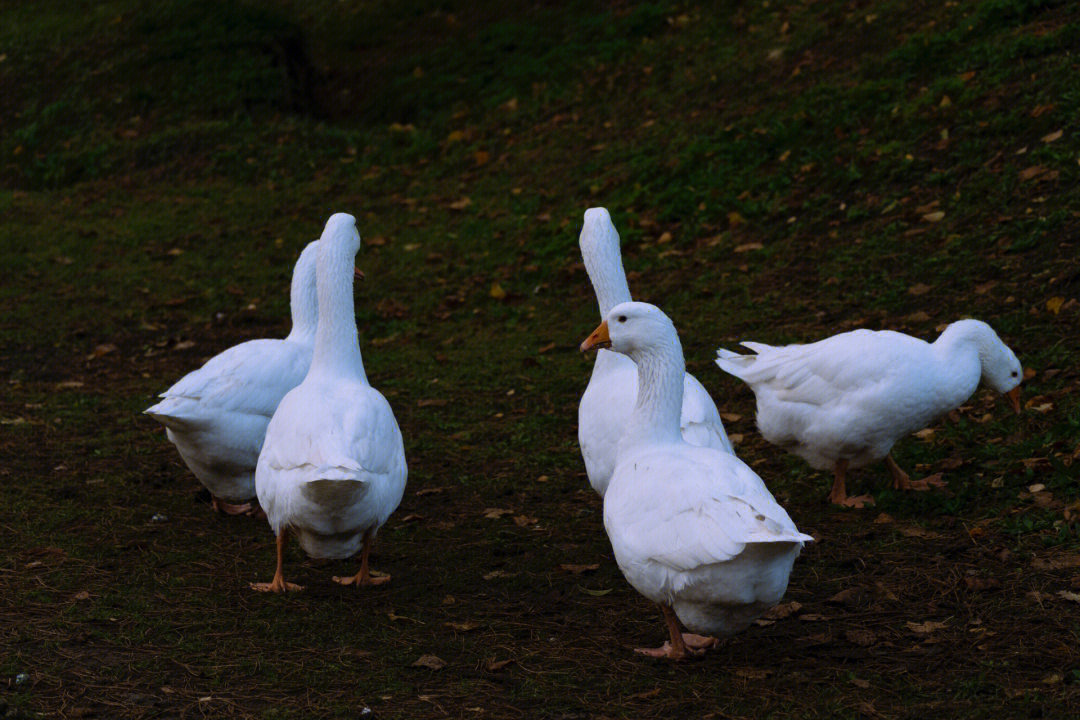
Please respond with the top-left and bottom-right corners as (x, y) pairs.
(623, 339), (685, 447)
(581, 240), (632, 318)
(310, 242), (366, 381)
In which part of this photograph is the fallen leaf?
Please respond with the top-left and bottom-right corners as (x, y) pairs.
(559, 563), (599, 574)
(73, 590), (91, 601)
(512, 515), (537, 527)
(537, 342), (556, 354)
(485, 658), (514, 671)
(720, 412), (742, 422)
(448, 197), (472, 210)
(963, 576), (1000, 591)
(173, 340), (195, 351)
(411, 654), (447, 670)
(908, 283), (933, 295)
(578, 586), (613, 596)
(897, 525), (944, 540)
(827, 588), (860, 606)
(845, 628), (877, 647)
(1018, 165), (1047, 181)
(483, 570), (512, 580)
(657, 232), (673, 244)
(733, 242), (763, 253)
(483, 508), (513, 519)
(1041, 129), (1063, 143)
(474, 150), (490, 166)
(763, 601), (802, 620)
(445, 621), (479, 632)
(850, 677), (870, 689)
(873, 512), (895, 524)
(415, 486), (445, 496)
(417, 398), (448, 407)
(1046, 296), (1066, 314)
(922, 211), (945, 222)
(1056, 591), (1080, 603)
(489, 282), (507, 300)
(87, 343), (118, 359)
(906, 620), (947, 634)
(734, 668), (772, 680)
(914, 428), (935, 441)
(799, 613), (828, 622)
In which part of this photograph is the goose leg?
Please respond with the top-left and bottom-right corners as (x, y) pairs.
(886, 454), (946, 491)
(635, 604), (712, 659)
(211, 496), (255, 515)
(828, 459), (874, 508)
(333, 530), (391, 587)
(250, 529), (304, 592)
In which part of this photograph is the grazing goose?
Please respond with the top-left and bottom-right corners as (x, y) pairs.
(145, 240), (320, 514)
(578, 208), (733, 497)
(252, 213), (407, 593)
(716, 320), (1022, 507)
(581, 302), (811, 659)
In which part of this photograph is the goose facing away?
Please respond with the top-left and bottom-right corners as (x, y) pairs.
(716, 320), (1022, 507)
(252, 213), (407, 593)
(144, 239), (321, 514)
(581, 302), (811, 660)
(577, 207), (733, 498)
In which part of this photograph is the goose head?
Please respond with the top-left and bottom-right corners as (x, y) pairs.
(579, 207), (632, 318)
(943, 319), (1023, 413)
(580, 301), (677, 359)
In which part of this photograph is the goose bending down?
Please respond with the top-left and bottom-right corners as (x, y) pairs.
(578, 208), (733, 497)
(252, 213), (407, 593)
(581, 302), (811, 660)
(144, 240), (321, 515)
(716, 320), (1023, 507)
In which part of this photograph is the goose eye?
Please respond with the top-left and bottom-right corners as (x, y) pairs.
(617, 315), (627, 323)
(1011, 370), (1018, 377)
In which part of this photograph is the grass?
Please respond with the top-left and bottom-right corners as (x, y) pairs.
(1, 0), (1079, 718)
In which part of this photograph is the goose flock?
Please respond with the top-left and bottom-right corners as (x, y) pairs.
(146, 208), (1023, 660)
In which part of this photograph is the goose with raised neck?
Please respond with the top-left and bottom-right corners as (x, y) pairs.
(252, 212), (407, 594)
(581, 301), (812, 660)
(144, 239), (321, 515)
(577, 207), (733, 498)
(716, 319), (1023, 507)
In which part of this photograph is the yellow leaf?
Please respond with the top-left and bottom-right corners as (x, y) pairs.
(727, 211), (746, 227)
(448, 197), (472, 210)
(489, 282), (507, 300)
(1041, 129), (1063, 143)
(1046, 296), (1065, 314)
(445, 130), (464, 144)
(474, 150), (490, 166)
(922, 211), (945, 222)
(733, 242), (763, 253)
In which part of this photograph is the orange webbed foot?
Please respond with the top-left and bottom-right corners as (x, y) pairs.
(332, 570), (391, 587)
(249, 578), (304, 593)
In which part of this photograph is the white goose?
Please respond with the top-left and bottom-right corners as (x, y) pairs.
(578, 208), (733, 497)
(252, 213), (407, 593)
(581, 302), (811, 660)
(144, 239), (321, 514)
(716, 320), (1023, 507)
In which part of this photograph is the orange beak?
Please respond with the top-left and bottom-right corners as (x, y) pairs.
(1005, 386), (1021, 415)
(580, 320), (611, 352)
(354, 267), (365, 281)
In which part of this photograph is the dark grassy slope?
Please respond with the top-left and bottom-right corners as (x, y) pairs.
(1, 1), (1079, 718)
